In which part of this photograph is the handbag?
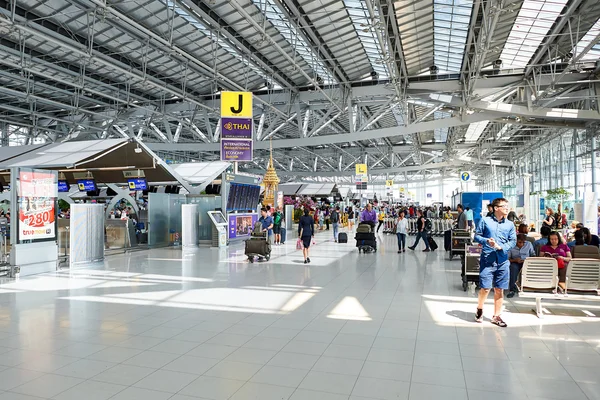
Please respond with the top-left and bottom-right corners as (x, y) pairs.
(556, 257), (565, 269)
(296, 238), (303, 250)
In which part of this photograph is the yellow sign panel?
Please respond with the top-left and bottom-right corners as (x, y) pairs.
(221, 91), (253, 118)
(355, 164), (367, 175)
(386, 180), (393, 187)
(399, 187), (405, 193)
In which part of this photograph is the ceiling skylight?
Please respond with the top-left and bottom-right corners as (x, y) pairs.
(343, 0), (389, 79)
(433, 0), (473, 73)
(464, 120), (489, 142)
(162, 1), (269, 83)
(250, 0), (336, 84)
(500, 0), (569, 69)
(433, 111), (450, 142)
(572, 18), (600, 62)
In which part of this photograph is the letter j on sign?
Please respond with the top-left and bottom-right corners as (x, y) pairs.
(221, 91), (253, 118)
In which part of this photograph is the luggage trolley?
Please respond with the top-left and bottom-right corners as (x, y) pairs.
(462, 245), (482, 291)
(450, 229), (471, 261)
(245, 222), (272, 263)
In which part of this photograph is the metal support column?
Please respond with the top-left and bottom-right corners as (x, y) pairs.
(573, 130), (580, 200)
(559, 140), (565, 189)
(592, 136), (597, 193)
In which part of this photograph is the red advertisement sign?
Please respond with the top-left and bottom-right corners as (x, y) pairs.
(18, 170), (57, 242)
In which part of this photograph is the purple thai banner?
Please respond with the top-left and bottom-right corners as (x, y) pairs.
(221, 118), (253, 139)
(221, 139), (253, 162)
(228, 213), (258, 239)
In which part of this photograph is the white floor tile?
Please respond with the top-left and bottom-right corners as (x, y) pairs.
(411, 366), (465, 388)
(0, 368), (45, 391)
(150, 339), (199, 355)
(322, 344), (370, 360)
(299, 371), (357, 395)
(53, 358), (115, 379)
(204, 360), (263, 381)
(360, 361), (411, 381)
(229, 382), (295, 400)
(312, 356), (364, 376)
(351, 376), (410, 400)
(409, 382), (467, 400)
(108, 387), (172, 400)
(122, 350), (180, 369)
(179, 376), (245, 400)
(289, 388), (350, 400)
(91, 364), (156, 386)
(11, 373), (83, 398)
(250, 365), (309, 387)
(133, 369), (198, 393)
(225, 347), (277, 365)
(53, 380), (126, 400)
(267, 352), (319, 370)
(85, 346), (142, 363)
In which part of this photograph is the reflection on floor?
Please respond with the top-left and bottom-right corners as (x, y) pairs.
(1, 230), (600, 400)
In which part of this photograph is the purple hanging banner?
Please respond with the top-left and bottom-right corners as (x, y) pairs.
(221, 139), (253, 162)
(221, 118), (253, 139)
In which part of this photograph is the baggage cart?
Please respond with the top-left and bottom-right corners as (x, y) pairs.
(245, 222), (272, 262)
(462, 245), (482, 291)
(450, 229), (471, 261)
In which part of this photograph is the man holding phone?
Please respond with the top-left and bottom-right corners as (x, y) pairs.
(474, 198), (516, 327)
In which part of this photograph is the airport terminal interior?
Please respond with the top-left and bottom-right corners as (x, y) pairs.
(1, 0), (600, 398)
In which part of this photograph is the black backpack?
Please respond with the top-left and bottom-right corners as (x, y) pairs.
(331, 211), (339, 223)
(424, 218), (432, 232)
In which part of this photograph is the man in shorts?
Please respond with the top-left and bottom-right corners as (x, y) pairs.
(474, 198), (516, 327)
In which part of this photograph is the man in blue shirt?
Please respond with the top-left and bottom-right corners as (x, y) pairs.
(361, 203), (377, 227)
(507, 234), (536, 298)
(474, 198), (516, 327)
(259, 207), (274, 245)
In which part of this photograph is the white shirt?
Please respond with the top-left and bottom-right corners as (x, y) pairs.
(396, 218), (408, 234)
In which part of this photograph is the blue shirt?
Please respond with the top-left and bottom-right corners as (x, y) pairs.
(474, 215), (516, 265)
(466, 210), (474, 221)
(259, 216), (274, 236)
(533, 237), (548, 248)
(508, 242), (535, 262)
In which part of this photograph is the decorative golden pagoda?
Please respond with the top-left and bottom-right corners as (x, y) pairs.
(262, 140), (279, 207)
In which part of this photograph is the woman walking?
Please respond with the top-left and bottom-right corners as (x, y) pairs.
(396, 211), (408, 253)
(348, 207), (355, 231)
(298, 208), (315, 264)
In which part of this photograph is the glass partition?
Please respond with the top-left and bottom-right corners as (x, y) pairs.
(148, 193), (186, 248)
(187, 195), (222, 241)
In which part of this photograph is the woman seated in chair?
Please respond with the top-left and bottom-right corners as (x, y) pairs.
(567, 229), (586, 250)
(540, 231), (571, 293)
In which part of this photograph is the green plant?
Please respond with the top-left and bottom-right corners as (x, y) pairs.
(545, 187), (570, 202)
(293, 208), (303, 223)
(58, 199), (70, 211)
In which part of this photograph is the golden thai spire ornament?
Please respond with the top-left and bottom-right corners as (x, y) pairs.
(262, 139), (280, 207)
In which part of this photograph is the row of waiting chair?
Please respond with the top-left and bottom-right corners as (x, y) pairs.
(519, 257), (600, 318)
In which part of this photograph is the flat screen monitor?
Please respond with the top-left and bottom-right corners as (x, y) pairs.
(127, 178), (148, 191)
(209, 211), (227, 224)
(77, 179), (96, 192)
(58, 180), (70, 193)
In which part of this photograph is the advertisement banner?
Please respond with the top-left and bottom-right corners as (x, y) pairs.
(228, 213), (259, 239)
(17, 169), (57, 242)
(221, 139), (253, 162)
(221, 117), (253, 139)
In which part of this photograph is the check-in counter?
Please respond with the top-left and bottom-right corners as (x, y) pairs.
(105, 219), (137, 249)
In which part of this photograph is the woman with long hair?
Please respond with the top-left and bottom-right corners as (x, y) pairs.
(543, 208), (555, 228)
(540, 231), (571, 293)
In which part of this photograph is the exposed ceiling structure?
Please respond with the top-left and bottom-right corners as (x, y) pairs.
(1, 0), (600, 185)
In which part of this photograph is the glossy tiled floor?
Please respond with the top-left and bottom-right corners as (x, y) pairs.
(1, 229), (600, 400)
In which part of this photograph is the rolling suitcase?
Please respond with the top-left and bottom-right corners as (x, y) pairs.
(428, 236), (438, 251)
(338, 232), (348, 243)
(444, 230), (452, 251)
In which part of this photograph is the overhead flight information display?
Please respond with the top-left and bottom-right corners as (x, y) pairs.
(226, 183), (261, 211)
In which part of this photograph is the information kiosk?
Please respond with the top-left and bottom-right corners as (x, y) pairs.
(207, 211), (228, 248)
